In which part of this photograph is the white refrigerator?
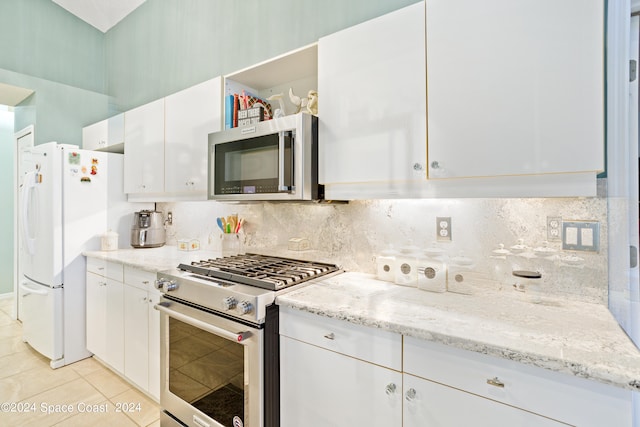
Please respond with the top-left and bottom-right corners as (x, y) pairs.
(19, 142), (146, 368)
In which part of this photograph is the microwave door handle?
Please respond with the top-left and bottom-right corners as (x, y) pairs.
(278, 131), (293, 192)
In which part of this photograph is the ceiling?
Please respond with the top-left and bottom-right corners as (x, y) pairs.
(52, 0), (146, 33)
(0, 83), (34, 107)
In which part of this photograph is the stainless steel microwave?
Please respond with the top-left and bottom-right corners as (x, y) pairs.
(208, 113), (323, 201)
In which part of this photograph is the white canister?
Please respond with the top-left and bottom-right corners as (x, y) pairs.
(101, 230), (119, 251)
(395, 245), (420, 286)
(447, 253), (475, 295)
(376, 248), (397, 282)
(417, 258), (447, 293)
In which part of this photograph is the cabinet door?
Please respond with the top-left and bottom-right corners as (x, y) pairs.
(165, 77), (222, 196)
(403, 374), (564, 427)
(124, 98), (165, 193)
(85, 272), (106, 358)
(147, 289), (161, 400)
(104, 278), (124, 373)
(280, 336), (402, 427)
(318, 2), (426, 186)
(82, 119), (108, 151)
(107, 113), (125, 146)
(123, 284), (149, 391)
(426, 0), (604, 179)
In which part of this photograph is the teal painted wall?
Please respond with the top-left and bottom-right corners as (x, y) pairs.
(0, 0), (111, 146)
(106, 0), (419, 111)
(0, 108), (14, 294)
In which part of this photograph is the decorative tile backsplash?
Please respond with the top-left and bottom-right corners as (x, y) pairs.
(158, 193), (607, 304)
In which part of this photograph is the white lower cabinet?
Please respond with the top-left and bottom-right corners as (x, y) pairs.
(123, 284), (149, 391)
(86, 259), (124, 373)
(403, 373), (563, 426)
(279, 307), (402, 427)
(86, 257), (160, 401)
(403, 337), (633, 427)
(278, 308), (633, 427)
(123, 266), (161, 401)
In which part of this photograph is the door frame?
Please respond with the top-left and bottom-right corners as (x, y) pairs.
(13, 125), (34, 320)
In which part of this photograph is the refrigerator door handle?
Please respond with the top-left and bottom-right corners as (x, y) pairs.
(20, 282), (49, 297)
(21, 171), (38, 256)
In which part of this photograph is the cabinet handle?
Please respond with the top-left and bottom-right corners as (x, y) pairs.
(99, 282), (107, 287)
(405, 388), (417, 402)
(385, 383), (397, 395)
(142, 281), (149, 285)
(323, 332), (335, 340)
(487, 377), (505, 388)
(430, 161), (440, 169)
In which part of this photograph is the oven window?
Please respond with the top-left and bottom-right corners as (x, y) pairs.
(168, 317), (245, 426)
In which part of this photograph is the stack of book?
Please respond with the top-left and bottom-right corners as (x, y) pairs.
(225, 90), (273, 129)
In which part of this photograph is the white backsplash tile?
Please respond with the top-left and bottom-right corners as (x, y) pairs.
(158, 195), (607, 305)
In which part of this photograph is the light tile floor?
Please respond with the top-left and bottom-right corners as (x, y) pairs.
(0, 297), (161, 427)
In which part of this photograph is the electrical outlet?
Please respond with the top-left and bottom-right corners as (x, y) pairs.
(436, 217), (452, 241)
(547, 216), (562, 241)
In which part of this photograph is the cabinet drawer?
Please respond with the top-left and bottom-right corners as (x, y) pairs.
(403, 337), (631, 427)
(86, 257), (123, 281)
(124, 265), (156, 291)
(279, 306), (401, 370)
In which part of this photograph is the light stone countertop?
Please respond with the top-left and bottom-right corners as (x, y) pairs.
(83, 246), (221, 272)
(82, 248), (640, 392)
(276, 272), (640, 392)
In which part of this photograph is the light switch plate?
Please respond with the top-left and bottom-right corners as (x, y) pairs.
(562, 221), (600, 252)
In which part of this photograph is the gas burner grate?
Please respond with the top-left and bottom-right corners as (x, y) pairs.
(178, 253), (340, 291)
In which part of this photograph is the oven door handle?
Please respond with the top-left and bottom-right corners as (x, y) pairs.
(154, 302), (252, 343)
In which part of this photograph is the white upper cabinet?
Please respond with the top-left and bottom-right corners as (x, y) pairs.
(319, 2), (426, 187)
(123, 77), (223, 201)
(318, 0), (604, 199)
(426, 0), (604, 180)
(164, 77), (222, 197)
(124, 98), (165, 195)
(82, 113), (124, 153)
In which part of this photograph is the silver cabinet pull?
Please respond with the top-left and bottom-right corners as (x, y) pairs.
(323, 332), (335, 340)
(487, 377), (505, 388)
(405, 388), (417, 402)
(385, 383), (397, 395)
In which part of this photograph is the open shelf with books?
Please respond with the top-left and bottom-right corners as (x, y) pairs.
(223, 43), (318, 129)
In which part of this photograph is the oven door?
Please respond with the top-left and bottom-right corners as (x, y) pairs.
(156, 297), (264, 427)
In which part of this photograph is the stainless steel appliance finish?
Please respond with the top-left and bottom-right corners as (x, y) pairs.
(208, 113), (323, 201)
(131, 210), (166, 248)
(156, 253), (341, 427)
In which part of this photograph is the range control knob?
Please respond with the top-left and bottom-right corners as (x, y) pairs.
(222, 297), (238, 310)
(162, 280), (178, 292)
(237, 301), (254, 315)
(154, 278), (166, 289)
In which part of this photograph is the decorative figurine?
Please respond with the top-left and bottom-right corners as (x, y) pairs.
(306, 90), (318, 115)
(266, 93), (286, 118)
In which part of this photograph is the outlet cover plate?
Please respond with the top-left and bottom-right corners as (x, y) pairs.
(436, 217), (452, 242)
(546, 216), (562, 241)
(562, 221), (600, 252)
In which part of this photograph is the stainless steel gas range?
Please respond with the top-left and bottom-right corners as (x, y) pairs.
(155, 253), (341, 427)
